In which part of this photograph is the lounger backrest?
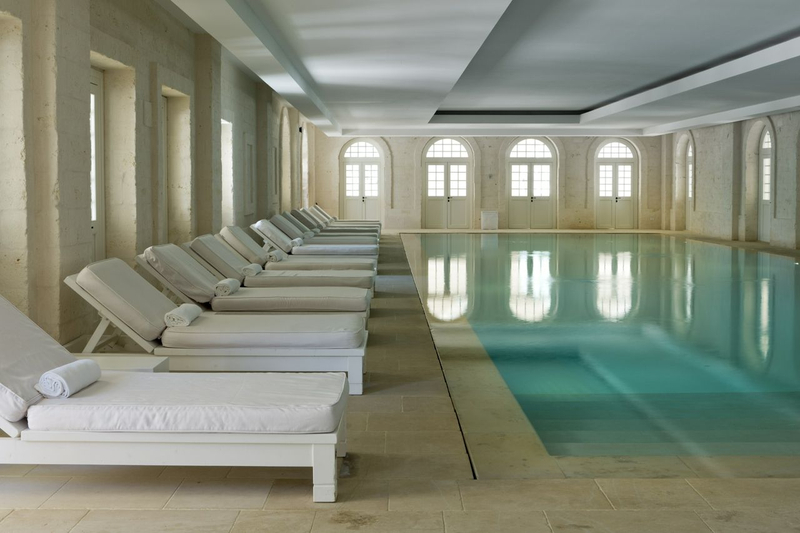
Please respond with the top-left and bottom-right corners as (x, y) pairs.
(313, 205), (334, 222)
(190, 234), (247, 282)
(292, 209), (322, 230)
(252, 219), (294, 253)
(0, 297), (76, 422)
(283, 211), (313, 234)
(76, 258), (176, 343)
(271, 214), (305, 240)
(306, 207), (330, 226)
(220, 226), (269, 265)
(144, 244), (218, 303)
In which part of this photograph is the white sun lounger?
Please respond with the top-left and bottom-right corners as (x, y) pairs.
(136, 244), (371, 316)
(252, 220), (379, 257)
(287, 210), (379, 237)
(188, 234), (375, 290)
(220, 226), (378, 272)
(65, 258), (366, 394)
(271, 214), (377, 245)
(310, 205), (381, 228)
(0, 295), (347, 501)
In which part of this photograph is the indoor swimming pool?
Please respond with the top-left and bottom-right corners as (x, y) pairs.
(408, 233), (800, 456)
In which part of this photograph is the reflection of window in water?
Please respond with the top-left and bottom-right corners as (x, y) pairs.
(509, 251), (552, 322)
(427, 255), (468, 321)
(597, 252), (633, 321)
(758, 278), (771, 362)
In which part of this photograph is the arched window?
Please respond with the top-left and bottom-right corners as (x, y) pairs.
(424, 138), (471, 229)
(686, 143), (694, 200)
(508, 138), (556, 229)
(758, 129), (773, 242)
(426, 255), (468, 321)
(595, 140), (637, 229)
(509, 251), (552, 322)
(340, 140), (382, 220)
(596, 252), (634, 321)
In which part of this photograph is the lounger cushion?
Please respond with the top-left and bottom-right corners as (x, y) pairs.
(145, 245), (217, 303)
(210, 287), (371, 313)
(77, 259), (176, 342)
(271, 215), (306, 240)
(292, 244), (379, 256)
(244, 270), (374, 289)
(190, 235), (247, 282)
(161, 313), (366, 349)
(220, 226), (269, 265)
(0, 297), (76, 421)
(252, 220), (294, 253)
(27, 371), (347, 433)
(266, 256), (377, 271)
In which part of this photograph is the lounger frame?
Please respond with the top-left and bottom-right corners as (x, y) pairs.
(65, 274), (366, 394)
(0, 413), (346, 502)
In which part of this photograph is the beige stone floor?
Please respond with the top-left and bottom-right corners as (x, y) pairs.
(2, 235), (800, 532)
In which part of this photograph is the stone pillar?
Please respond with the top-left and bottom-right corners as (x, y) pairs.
(194, 34), (221, 234)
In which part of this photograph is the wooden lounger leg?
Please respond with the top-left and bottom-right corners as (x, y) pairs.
(83, 317), (111, 353)
(312, 443), (337, 502)
(347, 357), (363, 395)
(336, 413), (347, 458)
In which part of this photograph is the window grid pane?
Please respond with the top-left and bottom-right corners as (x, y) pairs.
(762, 131), (772, 150)
(363, 164), (379, 197)
(599, 165), (613, 197)
(426, 138), (468, 158)
(345, 164), (360, 197)
(618, 165), (632, 197)
(598, 142), (634, 159)
(762, 158), (771, 201)
(449, 165), (467, 197)
(427, 164), (445, 197)
(532, 164), (550, 197)
(344, 141), (379, 158)
(511, 165), (528, 197)
(510, 139), (552, 159)
(687, 143), (693, 157)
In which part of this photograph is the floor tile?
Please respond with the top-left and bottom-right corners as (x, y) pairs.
(166, 479), (273, 509)
(230, 510), (316, 533)
(310, 510), (443, 532)
(459, 479), (612, 511)
(556, 456), (698, 479)
(26, 465), (165, 479)
(697, 509), (800, 533)
(348, 431), (387, 454)
(368, 413), (458, 432)
(385, 431), (466, 455)
(443, 510), (552, 533)
(70, 510), (238, 532)
(264, 479), (357, 510)
(363, 454), (473, 480)
(228, 467), (311, 480)
(158, 466), (233, 481)
(388, 480), (461, 511)
(402, 397), (454, 413)
(596, 479), (712, 509)
(40, 477), (181, 510)
(346, 395), (403, 413)
(0, 465), (35, 477)
(688, 478), (800, 509)
(0, 509), (87, 533)
(546, 510), (712, 532)
(0, 477), (69, 509)
(465, 433), (564, 479)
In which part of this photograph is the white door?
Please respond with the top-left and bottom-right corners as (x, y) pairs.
(89, 68), (105, 260)
(597, 163), (635, 229)
(508, 163), (554, 229)
(343, 163), (380, 220)
(758, 156), (771, 242)
(426, 163), (469, 229)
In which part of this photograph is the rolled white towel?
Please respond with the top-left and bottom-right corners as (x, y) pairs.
(291, 238), (304, 247)
(267, 250), (286, 262)
(165, 303), (202, 327)
(35, 359), (101, 399)
(242, 263), (263, 277)
(215, 278), (241, 297)
(303, 231), (315, 239)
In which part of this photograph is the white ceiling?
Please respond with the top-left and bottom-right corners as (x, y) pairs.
(169, 0), (800, 136)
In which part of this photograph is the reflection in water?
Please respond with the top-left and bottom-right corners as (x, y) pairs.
(758, 278), (772, 365)
(509, 251), (552, 322)
(427, 255), (468, 321)
(596, 252), (633, 321)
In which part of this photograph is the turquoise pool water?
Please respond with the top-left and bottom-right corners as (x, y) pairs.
(416, 234), (800, 456)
